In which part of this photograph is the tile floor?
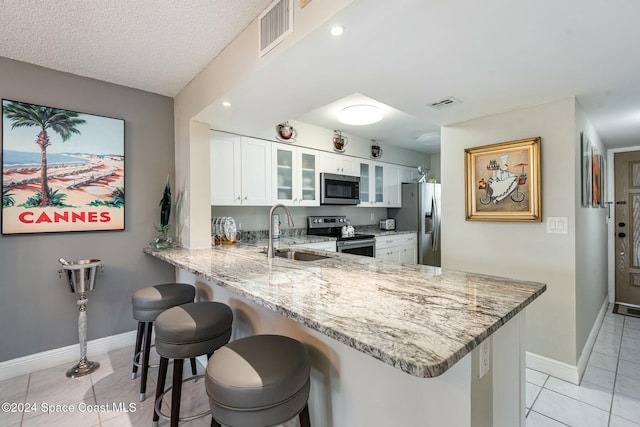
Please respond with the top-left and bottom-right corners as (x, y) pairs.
(526, 307), (640, 427)
(1, 307), (639, 427)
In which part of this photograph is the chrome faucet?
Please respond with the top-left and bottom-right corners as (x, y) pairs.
(267, 204), (294, 258)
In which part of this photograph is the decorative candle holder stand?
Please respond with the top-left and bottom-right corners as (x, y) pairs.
(151, 224), (175, 249)
(58, 259), (103, 378)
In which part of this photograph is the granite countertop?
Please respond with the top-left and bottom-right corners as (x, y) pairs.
(144, 244), (545, 378)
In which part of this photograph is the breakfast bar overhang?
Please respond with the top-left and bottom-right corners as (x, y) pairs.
(145, 244), (545, 427)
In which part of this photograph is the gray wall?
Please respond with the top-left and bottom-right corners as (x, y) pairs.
(574, 100), (609, 358)
(0, 57), (176, 362)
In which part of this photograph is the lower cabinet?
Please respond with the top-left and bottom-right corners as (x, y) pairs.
(375, 233), (417, 264)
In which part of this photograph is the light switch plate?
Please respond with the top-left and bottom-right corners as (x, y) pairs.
(547, 217), (568, 234)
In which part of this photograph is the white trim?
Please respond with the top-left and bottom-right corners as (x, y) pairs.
(0, 330), (136, 381)
(526, 351), (579, 385)
(576, 297), (609, 382)
(526, 297), (607, 385)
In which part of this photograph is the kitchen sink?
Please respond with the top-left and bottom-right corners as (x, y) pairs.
(266, 248), (333, 261)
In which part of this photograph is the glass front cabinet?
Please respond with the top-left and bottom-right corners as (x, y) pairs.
(359, 161), (384, 207)
(273, 145), (319, 206)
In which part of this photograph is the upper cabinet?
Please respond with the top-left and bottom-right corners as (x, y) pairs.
(383, 163), (401, 208)
(211, 132), (272, 206)
(318, 152), (358, 176)
(359, 161), (400, 207)
(401, 165), (417, 184)
(211, 131), (417, 208)
(272, 145), (319, 206)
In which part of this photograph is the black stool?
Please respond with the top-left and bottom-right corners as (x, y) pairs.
(131, 283), (195, 401)
(206, 334), (311, 427)
(152, 301), (233, 427)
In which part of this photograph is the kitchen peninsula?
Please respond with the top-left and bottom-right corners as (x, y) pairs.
(145, 242), (545, 427)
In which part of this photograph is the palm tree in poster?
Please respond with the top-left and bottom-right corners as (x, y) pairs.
(2, 101), (86, 206)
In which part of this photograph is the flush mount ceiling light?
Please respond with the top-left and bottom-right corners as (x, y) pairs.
(415, 132), (440, 144)
(338, 104), (383, 125)
(222, 101), (231, 107)
(329, 25), (345, 36)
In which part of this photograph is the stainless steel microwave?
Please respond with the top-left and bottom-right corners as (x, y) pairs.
(320, 173), (360, 205)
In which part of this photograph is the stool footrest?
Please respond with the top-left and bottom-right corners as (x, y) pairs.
(154, 374), (210, 423)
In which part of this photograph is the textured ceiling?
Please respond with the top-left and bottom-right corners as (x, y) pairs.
(0, 0), (272, 96)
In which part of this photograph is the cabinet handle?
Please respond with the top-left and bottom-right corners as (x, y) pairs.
(236, 196), (241, 200)
(243, 196), (248, 200)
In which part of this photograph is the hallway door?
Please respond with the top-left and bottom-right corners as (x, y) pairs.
(614, 151), (640, 306)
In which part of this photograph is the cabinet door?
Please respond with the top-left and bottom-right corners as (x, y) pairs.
(401, 165), (416, 183)
(359, 161), (371, 206)
(241, 137), (272, 205)
(374, 164), (384, 204)
(339, 156), (357, 176)
(297, 148), (319, 206)
(384, 163), (401, 207)
(273, 145), (295, 205)
(401, 245), (418, 264)
(211, 131), (242, 205)
(319, 152), (357, 176)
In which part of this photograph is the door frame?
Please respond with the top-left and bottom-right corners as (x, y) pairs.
(607, 145), (640, 304)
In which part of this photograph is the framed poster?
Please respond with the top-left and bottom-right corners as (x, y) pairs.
(592, 147), (602, 207)
(465, 137), (542, 222)
(581, 132), (592, 207)
(2, 99), (125, 234)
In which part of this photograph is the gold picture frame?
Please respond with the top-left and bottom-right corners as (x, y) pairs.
(465, 137), (541, 222)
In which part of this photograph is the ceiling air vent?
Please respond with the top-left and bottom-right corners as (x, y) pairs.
(258, 0), (293, 57)
(428, 96), (462, 110)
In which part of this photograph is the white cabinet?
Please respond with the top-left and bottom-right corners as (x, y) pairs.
(401, 165), (417, 183)
(358, 161), (385, 207)
(273, 145), (319, 206)
(211, 132), (272, 206)
(375, 233), (417, 264)
(319, 152), (357, 176)
(384, 163), (401, 208)
(360, 162), (403, 208)
(293, 240), (337, 252)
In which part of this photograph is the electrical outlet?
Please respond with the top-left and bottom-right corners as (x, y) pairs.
(479, 339), (490, 379)
(370, 212), (374, 221)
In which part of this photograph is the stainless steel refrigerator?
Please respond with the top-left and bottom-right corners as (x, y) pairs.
(389, 182), (441, 267)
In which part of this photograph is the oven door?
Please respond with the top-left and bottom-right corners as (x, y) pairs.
(337, 239), (376, 257)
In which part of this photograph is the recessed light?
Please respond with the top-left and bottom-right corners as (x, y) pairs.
(222, 101), (231, 107)
(329, 25), (345, 36)
(338, 105), (383, 125)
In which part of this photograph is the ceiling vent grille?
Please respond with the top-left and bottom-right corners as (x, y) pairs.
(259, 0), (293, 57)
(428, 96), (462, 110)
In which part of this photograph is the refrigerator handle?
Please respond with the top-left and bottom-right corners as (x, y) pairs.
(432, 195), (439, 251)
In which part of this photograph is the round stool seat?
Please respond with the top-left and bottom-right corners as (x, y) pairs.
(206, 335), (311, 427)
(131, 283), (195, 322)
(155, 302), (233, 359)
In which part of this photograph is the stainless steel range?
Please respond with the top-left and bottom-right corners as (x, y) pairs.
(307, 216), (376, 257)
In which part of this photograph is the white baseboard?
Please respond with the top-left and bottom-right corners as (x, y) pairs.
(526, 297), (608, 385)
(576, 297), (609, 382)
(0, 330), (137, 382)
(526, 351), (580, 384)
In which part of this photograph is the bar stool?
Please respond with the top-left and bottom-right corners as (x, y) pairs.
(152, 301), (233, 427)
(205, 334), (311, 427)
(131, 283), (195, 401)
